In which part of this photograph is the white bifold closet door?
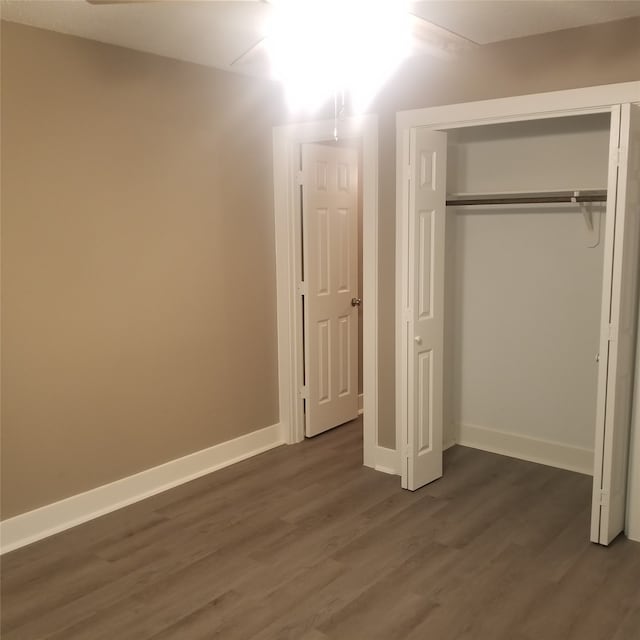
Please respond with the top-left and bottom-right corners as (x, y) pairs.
(402, 128), (447, 490)
(301, 143), (359, 437)
(591, 103), (640, 545)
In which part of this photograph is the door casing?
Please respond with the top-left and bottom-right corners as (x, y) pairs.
(272, 115), (379, 469)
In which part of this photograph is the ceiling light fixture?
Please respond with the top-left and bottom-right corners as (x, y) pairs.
(265, 0), (411, 120)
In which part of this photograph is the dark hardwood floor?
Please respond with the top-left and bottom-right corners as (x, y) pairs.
(2, 418), (639, 640)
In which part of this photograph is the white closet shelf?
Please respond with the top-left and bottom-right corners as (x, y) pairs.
(446, 188), (607, 207)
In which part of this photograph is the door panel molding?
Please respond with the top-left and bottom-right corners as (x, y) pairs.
(401, 127), (447, 491)
(302, 144), (359, 436)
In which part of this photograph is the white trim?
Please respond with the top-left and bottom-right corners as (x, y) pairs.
(397, 82), (640, 131)
(395, 125), (410, 483)
(629, 384), (640, 541)
(0, 423), (284, 555)
(457, 423), (594, 476)
(626, 190), (640, 544)
(273, 115), (379, 469)
(358, 393), (364, 415)
(375, 446), (400, 475)
(377, 439), (454, 477)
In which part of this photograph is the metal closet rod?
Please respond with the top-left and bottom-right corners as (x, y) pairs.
(446, 189), (607, 207)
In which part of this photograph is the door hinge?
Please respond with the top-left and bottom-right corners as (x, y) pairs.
(296, 170), (304, 186)
(608, 323), (617, 342)
(297, 281), (307, 296)
(599, 490), (609, 507)
(298, 385), (308, 399)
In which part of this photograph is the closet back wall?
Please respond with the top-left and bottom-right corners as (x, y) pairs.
(444, 115), (610, 458)
(1, 22), (283, 519)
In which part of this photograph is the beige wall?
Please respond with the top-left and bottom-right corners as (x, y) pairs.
(1, 22), (283, 518)
(373, 17), (640, 448)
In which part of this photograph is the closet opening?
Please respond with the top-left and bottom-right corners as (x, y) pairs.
(442, 113), (611, 488)
(398, 93), (640, 546)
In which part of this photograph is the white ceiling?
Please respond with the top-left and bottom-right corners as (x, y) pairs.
(0, 0), (274, 74)
(2, 0), (640, 75)
(412, 1), (640, 45)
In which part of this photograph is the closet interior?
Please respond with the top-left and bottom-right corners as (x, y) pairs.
(443, 113), (612, 475)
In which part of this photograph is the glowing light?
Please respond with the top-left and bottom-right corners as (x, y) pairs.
(265, 0), (410, 113)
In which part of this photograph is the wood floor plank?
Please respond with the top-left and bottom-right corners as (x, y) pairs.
(2, 417), (639, 640)
(516, 535), (638, 640)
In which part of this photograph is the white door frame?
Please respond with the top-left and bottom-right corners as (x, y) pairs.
(396, 82), (640, 534)
(273, 115), (378, 468)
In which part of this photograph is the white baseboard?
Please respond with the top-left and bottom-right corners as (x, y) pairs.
(0, 423), (284, 555)
(375, 446), (400, 475)
(368, 425), (592, 480)
(374, 438), (454, 476)
(358, 393), (364, 415)
(457, 422), (594, 476)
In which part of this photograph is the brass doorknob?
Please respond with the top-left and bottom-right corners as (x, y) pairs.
(351, 297), (362, 307)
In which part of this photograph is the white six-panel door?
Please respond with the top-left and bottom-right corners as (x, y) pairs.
(592, 103), (640, 544)
(402, 128), (447, 490)
(302, 144), (359, 437)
